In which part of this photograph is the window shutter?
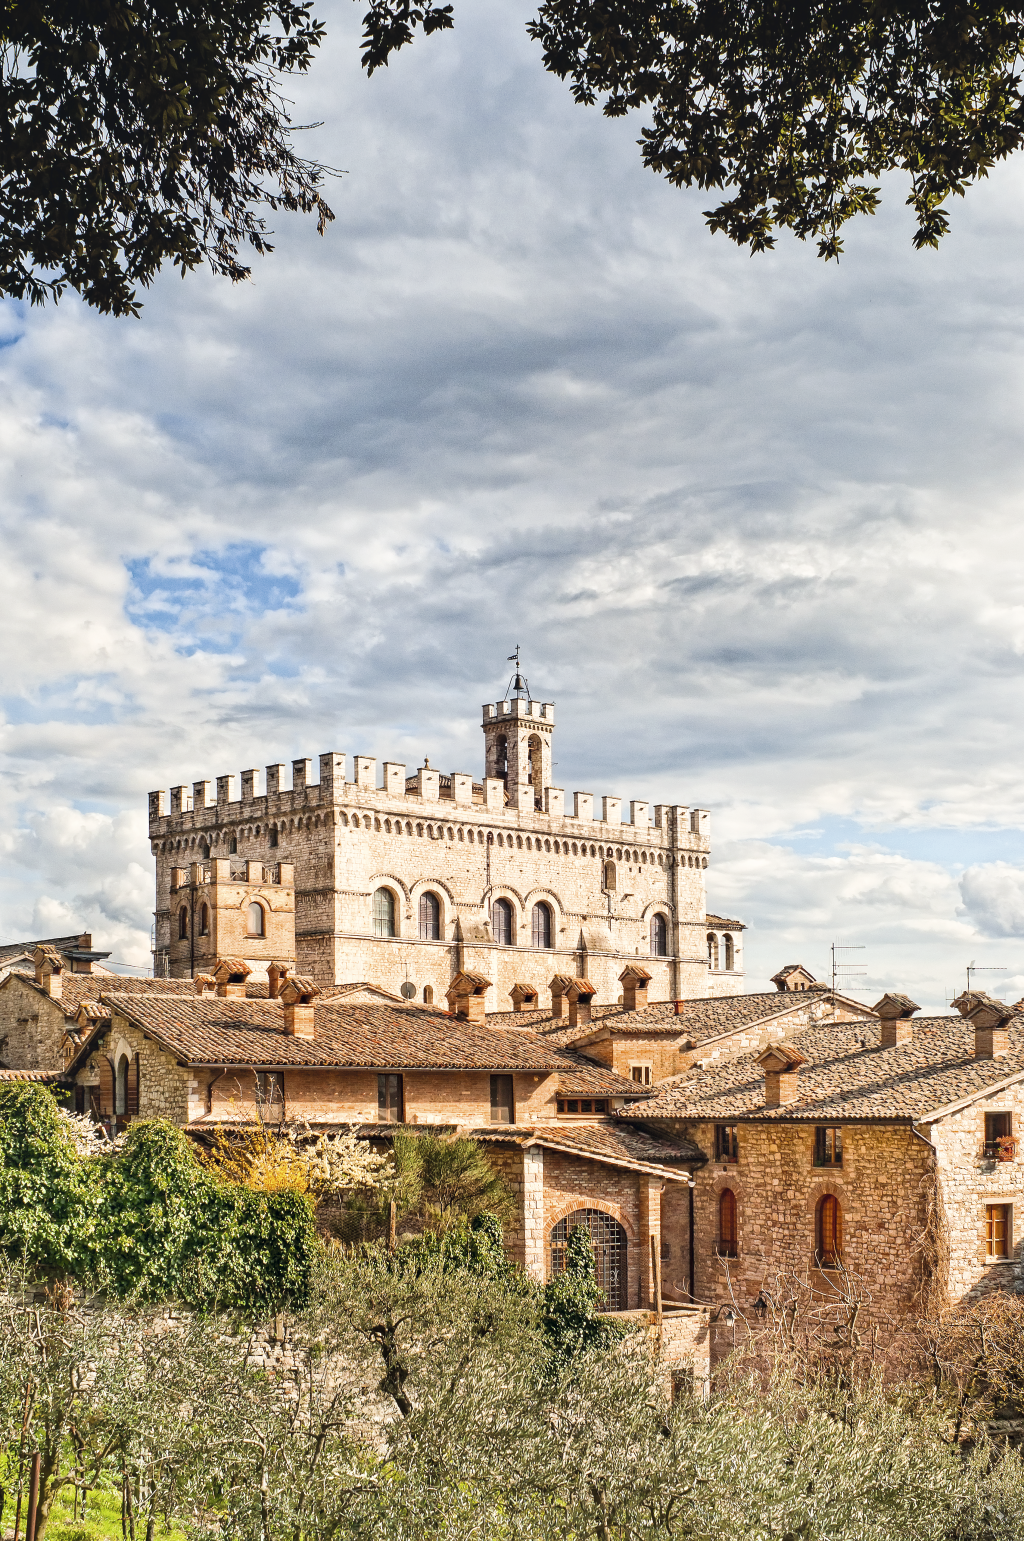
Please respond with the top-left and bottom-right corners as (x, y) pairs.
(99, 1055), (114, 1114)
(127, 1054), (140, 1117)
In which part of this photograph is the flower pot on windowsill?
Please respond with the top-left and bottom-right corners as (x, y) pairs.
(997, 1137), (1017, 1162)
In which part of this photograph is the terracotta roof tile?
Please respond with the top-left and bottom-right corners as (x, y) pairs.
(621, 1015), (1024, 1123)
(100, 993), (648, 1097)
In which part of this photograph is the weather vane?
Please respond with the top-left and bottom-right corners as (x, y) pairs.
(505, 646), (530, 701)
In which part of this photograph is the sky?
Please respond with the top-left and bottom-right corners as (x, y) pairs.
(3, 0), (1024, 1009)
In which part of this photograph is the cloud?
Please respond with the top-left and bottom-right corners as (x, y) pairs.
(2, 0), (1024, 991)
(958, 863), (1024, 940)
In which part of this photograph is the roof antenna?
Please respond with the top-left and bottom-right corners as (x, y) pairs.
(505, 645), (530, 701)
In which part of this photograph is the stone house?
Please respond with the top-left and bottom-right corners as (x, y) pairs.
(56, 958), (713, 1319)
(147, 676), (743, 1005)
(622, 990), (1024, 1335)
(490, 978), (875, 1091)
(0, 932), (112, 983)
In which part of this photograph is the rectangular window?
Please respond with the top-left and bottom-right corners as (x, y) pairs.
(814, 1127), (843, 1167)
(984, 1112), (1013, 1158)
(714, 1125), (739, 1164)
(630, 1065), (652, 1085)
(378, 1073), (404, 1123)
(986, 1204), (1012, 1259)
(490, 1074), (514, 1124)
(256, 1071), (284, 1114)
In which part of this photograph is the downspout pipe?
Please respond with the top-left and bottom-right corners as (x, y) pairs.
(688, 1176), (696, 1302)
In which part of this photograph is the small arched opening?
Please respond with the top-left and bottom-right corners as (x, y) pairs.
(247, 902), (265, 937)
(707, 933), (719, 969)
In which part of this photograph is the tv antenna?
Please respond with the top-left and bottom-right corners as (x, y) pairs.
(965, 960), (1007, 993)
(831, 941), (866, 995)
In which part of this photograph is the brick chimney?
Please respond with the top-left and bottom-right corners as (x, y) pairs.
(280, 975), (321, 1038)
(872, 993), (920, 1048)
(192, 974), (217, 997)
(619, 964), (652, 1012)
(213, 957), (252, 999)
(267, 961), (290, 1001)
(509, 982), (539, 1012)
(33, 945), (63, 1000)
(445, 970), (492, 1025)
(756, 1044), (807, 1107)
(549, 974), (574, 1020)
(952, 991), (1013, 1059)
(567, 978), (597, 1028)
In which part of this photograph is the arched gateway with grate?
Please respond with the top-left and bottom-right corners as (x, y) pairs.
(549, 1209), (628, 1310)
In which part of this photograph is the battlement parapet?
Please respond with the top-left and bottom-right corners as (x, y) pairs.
(169, 860), (293, 891)
(149, 753), (709, 846)
(482, 699), (555, 725)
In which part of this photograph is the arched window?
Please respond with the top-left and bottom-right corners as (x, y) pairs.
(719, 1189), (738, 1257)
(492, 898), (514, 946)
(373, 888), (396, 938)
(550, 1210), (627, 1310)
(178, 907), (188, 940)
(229, 836), (237, 855)
(531, 902), (552, 949)
(724, 934), (734, 970)
(115, 1054), (128, 1117)
(422, 985), (434, 1005)
(269, 826), (279, 848)
(494, 734), (508, 781)
(816, 1195), (843, 1269)
(707, 933), (719, 969)
(527, 733), (543, 793)
(199, 904), (210, 937)
(418, 891), (440, 941)
(650, 913), (667, 957)
(247, 902), (264, 937)
(604, 861), (616, 891)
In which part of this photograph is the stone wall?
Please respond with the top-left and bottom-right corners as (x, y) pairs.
(924, 1084), (1024, 1302)
(77, 1012), (194, 1123)
(0, 973), (66, 1070)
(657, 1119), (934, 1330)
(210, 1067), (563, 1127)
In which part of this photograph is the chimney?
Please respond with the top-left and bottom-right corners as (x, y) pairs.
(567, 978), (597, 1028)
(193, 974), (217, 997)
(952, 992), (1013, 1059)
(509, 982), (539, 1012)
(872, 993), (920, 1048)
(213, 957), (253, 999)
(619, 964), (652, 1012)
(756, 1044), (807, 1107)
(267, 961), (290, 1000)
(549, 974), (574, 1019)
(280, 975), (321, 1038)
(445, 971), (492, 1025)
(33, 946), (63, 1000)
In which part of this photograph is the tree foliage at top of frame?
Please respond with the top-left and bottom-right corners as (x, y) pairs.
(358, 0), (1024, 257)
(0, 0), (335, 316)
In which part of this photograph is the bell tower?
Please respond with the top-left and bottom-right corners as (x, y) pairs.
(482, 651), (555, 813)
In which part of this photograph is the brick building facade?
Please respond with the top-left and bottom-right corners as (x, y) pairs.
(147, 678), (745, 1006)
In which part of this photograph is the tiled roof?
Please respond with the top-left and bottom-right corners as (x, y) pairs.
(621, 1015), (1024, 1123)
(4, 973), (271, 1021)
(100, 993), (646, 1096)
(705, 914), (746, 930)
(0, 1070), (69, 1083)
(470, 1119), (703, 1174)
(0, 934), (86, 965)
(491, 990), (873, 1048)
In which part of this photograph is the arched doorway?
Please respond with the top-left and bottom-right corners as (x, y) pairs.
(550, 1209), (628, 1310)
